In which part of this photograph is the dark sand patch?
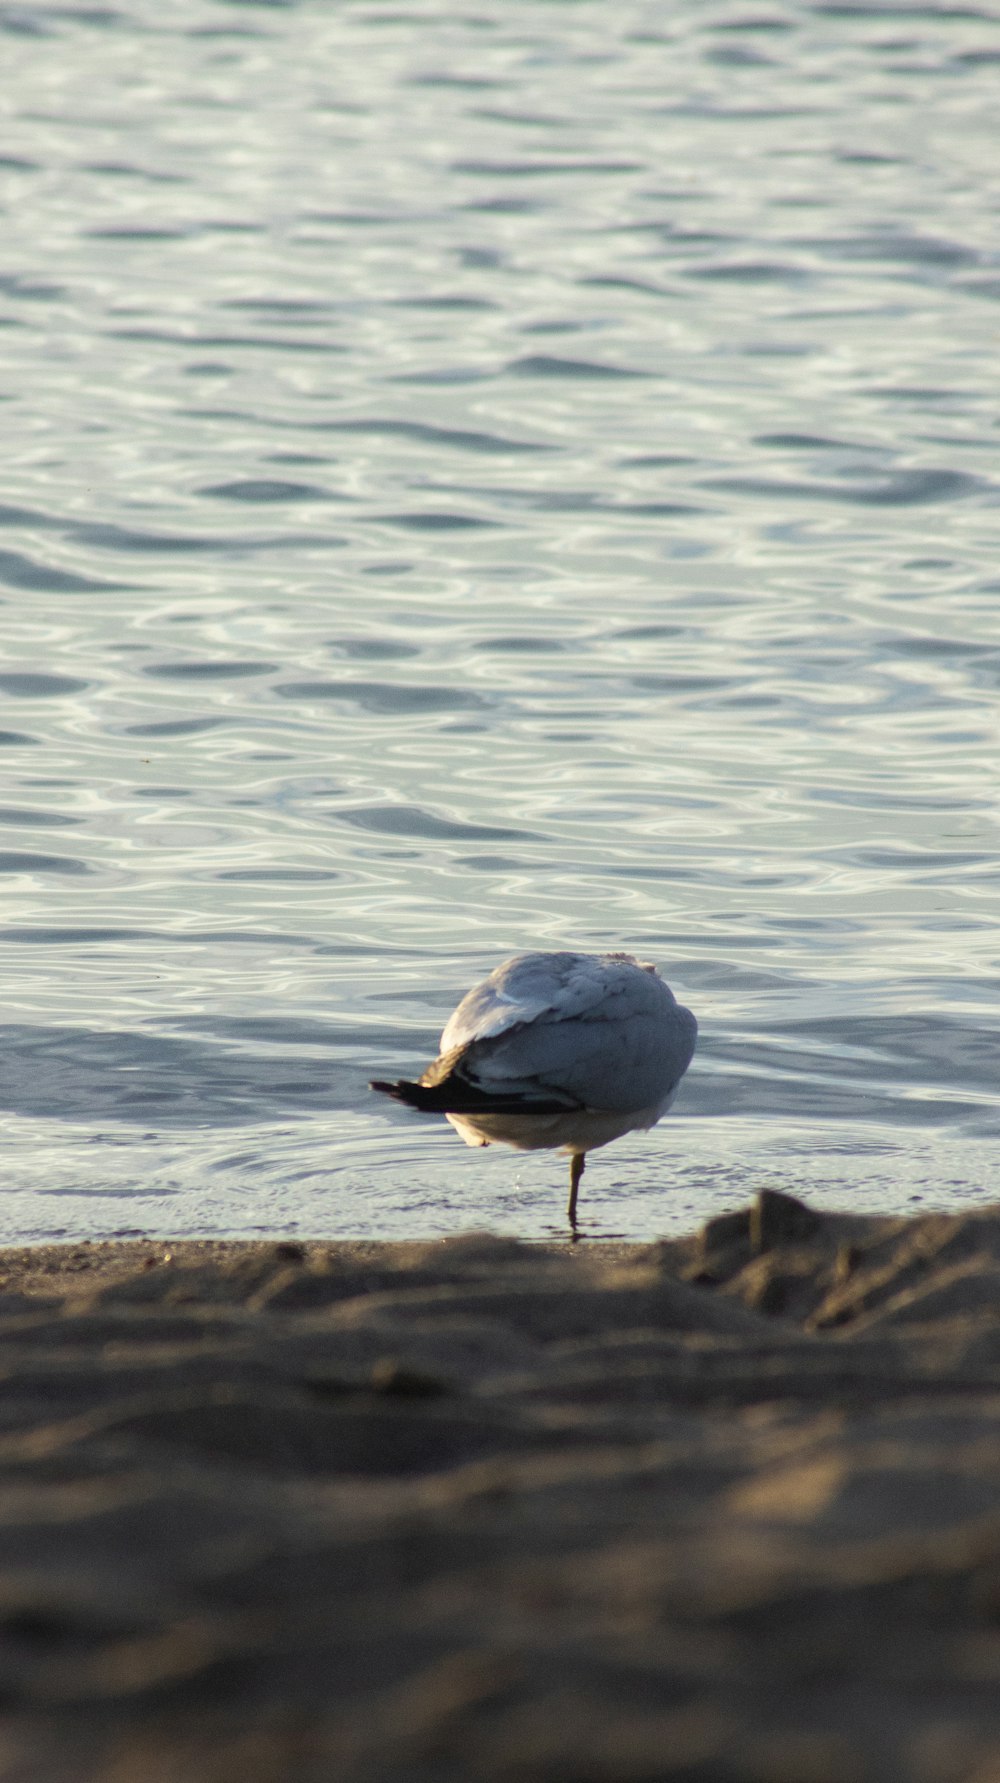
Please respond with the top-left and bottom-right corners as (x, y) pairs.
(2, 1190), (1000, 1781)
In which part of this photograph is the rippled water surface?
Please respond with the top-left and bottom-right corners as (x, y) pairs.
(1, 1), (998, 1242)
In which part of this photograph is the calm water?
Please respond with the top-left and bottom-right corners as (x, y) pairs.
(1, 1), (998, 1243)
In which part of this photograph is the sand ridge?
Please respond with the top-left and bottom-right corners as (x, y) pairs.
(2, 1188), (1000, 1782)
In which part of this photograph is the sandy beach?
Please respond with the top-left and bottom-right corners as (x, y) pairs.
(3, 1188), (1000, 1782)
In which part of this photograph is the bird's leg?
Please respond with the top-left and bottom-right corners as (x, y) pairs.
(567, 1152), (585, 1230)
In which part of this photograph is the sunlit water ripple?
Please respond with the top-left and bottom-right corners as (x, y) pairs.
(0, 1), (997, 1241)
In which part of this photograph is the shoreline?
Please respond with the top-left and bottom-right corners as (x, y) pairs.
(4, 1188), (1000, 1782)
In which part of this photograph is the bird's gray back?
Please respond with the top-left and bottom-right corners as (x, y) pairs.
(443, 951), (674, 1051)
(465, 972), (697, 1114)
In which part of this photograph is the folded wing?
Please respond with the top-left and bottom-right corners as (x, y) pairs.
(371, 951), (697, 1120)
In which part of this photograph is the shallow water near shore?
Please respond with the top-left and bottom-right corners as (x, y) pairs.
(1, 2), (998, 1242)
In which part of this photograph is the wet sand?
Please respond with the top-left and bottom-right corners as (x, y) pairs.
(3, 1188), (1000, 1782)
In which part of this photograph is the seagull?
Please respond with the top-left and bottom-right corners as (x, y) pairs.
(370, 950), (697, 1229)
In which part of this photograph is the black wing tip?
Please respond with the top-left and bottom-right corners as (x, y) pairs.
(370, 1078), (446, 1111)
(370, 1076), (576, 1117)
